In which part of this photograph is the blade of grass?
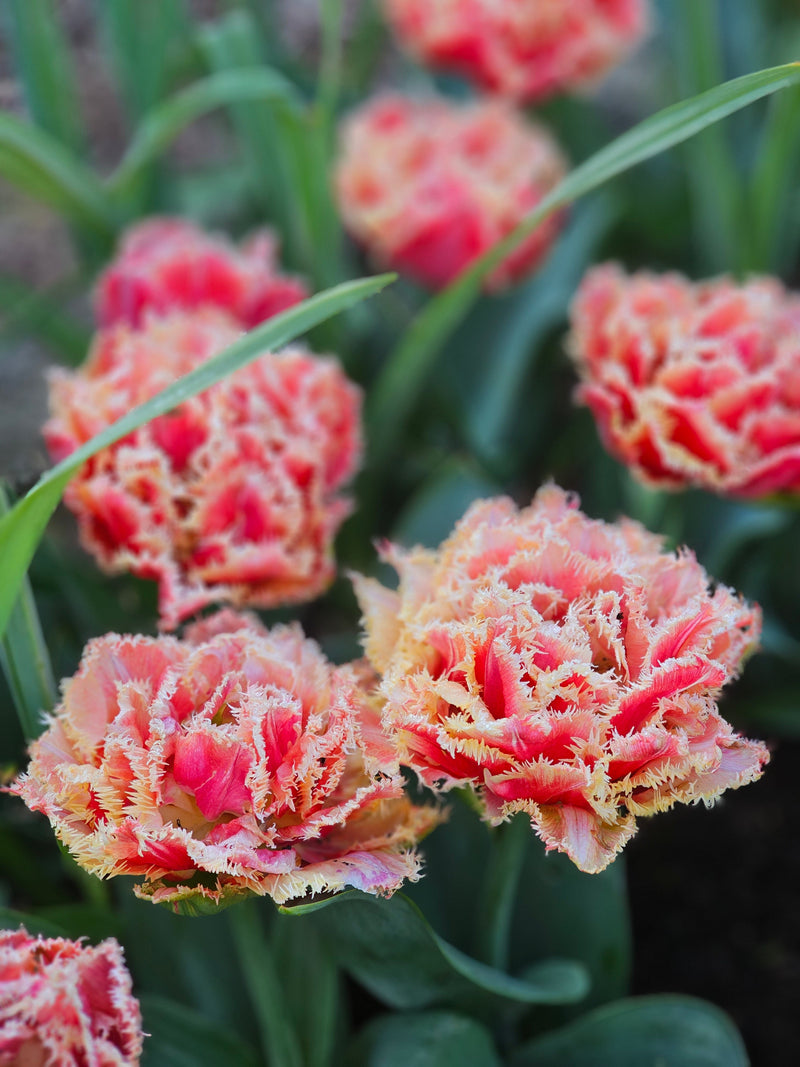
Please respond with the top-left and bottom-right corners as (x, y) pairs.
(94, 0), (192, 119)
(4, 0), (85, 152)
(0, 274), (394, 644)
(197, 15), (306, 262)
(671, 0), (742, 272)
(107, 67), (303, 203)
(750, 85), (800, 270)
(366, 62), (800, 469)
(0, 113), (115, 236)
(0, 484), (57, 740)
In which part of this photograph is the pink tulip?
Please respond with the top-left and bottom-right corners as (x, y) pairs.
(383, 0), (649, 103)
(0, 927), (143, 1066)
(569, 265), (800, 496)
(335, 94), (567, 291)
(95, 217), (307, 330)
(12, 612), (439, 908)
(353, 485), (768, 873)
(45, 311), (362, 629)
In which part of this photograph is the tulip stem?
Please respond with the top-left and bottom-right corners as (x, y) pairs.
(478, 814), (530, 972)
(230, 901), (303, 1067)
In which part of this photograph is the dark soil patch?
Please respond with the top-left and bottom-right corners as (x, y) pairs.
(628, 738), (800, 1066)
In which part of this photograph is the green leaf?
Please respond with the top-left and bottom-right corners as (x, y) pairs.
(393, 457), (500, 549)
(366, 62), (800, 469)
(0, 274), (394, 648)
(351, 1011), (501, 1067)
(108, 66), (303, 201)
(310, 892), (588, 1011)
(0, 111), (115, 236)
(509, 995), (749, 1067)
(0, 484), (57, 740)
(140, 996), (260, 1067)
(0, 906), (69, 939)
(4, 0), (85, 152)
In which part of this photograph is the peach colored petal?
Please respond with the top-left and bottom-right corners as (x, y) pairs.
(336, 94), (567, 291)
(354, 485), (768, 872)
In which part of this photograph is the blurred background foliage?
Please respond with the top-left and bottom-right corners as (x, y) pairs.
(1, 1), (799, 1064)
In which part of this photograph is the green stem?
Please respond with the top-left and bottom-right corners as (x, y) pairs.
(229, 901), (303, 1067)
(317, 0), (344, 142)
(478, 815), (530, 972)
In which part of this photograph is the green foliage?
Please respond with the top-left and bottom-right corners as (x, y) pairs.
(308, 891), (589, 1011)
(510, 996), (749, 1067)
(351, 1011), (502, 1067)
(366, 62), (800, 469)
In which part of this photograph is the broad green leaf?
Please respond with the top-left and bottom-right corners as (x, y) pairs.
(0, 906), (69, 938)
(0, 274), (394, 647)
(309, 891), (588, 1010)
(366, 62), (800, 468)
(750, 85), (800, 270)
(0, 484), (57, 740)
(456, 195), (614, 464)
(108, 67), (303, 200)
(117, 890), (256, 1042)
(198, 15), (304, 244)
(4, 0), (85, 153)
(406, 800), (630, 1013)
(351, 1011), (501, 1067)
(510, 995), (749, 1067)
(140, 996), (259, 1067)
(393, 457), (500, 549)
(0, 112), (115, 236)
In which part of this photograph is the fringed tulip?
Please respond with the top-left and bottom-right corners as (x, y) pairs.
(383, 0), (649, 103)
(0, 927), (143, 1066)
(569, 265), (800, 496)
(353, 485), (768, 873)
(95, 216), (308, 330)
(45, 311), (362, 629)
(12, 611), (439, 909)
(335, 94), (567, 291)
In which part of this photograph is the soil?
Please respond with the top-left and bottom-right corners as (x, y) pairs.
(628, 737), (800, 1066)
